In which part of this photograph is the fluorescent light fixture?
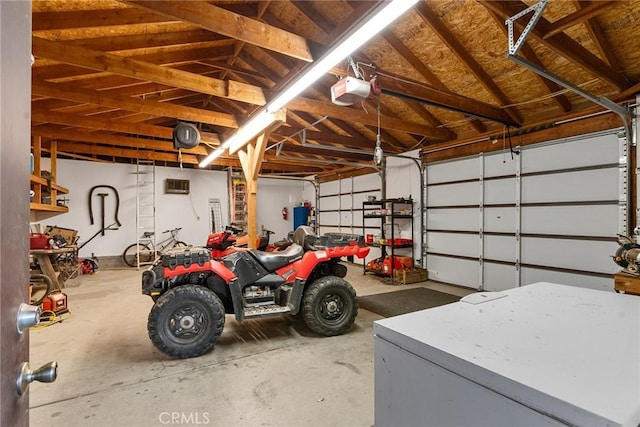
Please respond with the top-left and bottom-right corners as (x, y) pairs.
(267, 0), (419, 113)
(199, 0), (418, 168)
(198, 111), (274, 167)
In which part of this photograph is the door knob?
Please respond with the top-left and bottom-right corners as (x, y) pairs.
(16, 303), (41, 334)
(16, 361), (57, 396)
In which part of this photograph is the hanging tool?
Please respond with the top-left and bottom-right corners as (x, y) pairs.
(89, 185), (121, 227)
(96, 193), (108, 236)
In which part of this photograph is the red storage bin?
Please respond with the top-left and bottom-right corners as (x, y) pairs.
(30, 233), (50, 249)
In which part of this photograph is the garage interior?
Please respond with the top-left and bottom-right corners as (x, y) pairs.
(2, 0), (640, 425)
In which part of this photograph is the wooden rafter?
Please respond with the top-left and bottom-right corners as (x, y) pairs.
(31, 110), (220, 145)
(543, 1), (614, 39)
(31, 126), (209, 156)
(574, 0), (622, 71)
(125, 1), (313, 62)
(486, 10), (572, 113)
(415, 1), (523, 125)
(480, 0), (629, 90)
(287, 97), (455, 140)
(32, 37), (266, 106)
(380, 29), (483, 133)
(32, 80), (238, 128)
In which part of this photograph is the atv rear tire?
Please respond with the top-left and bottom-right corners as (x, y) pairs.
(302, 276), (357, 336)
(148, 285), (225, 358)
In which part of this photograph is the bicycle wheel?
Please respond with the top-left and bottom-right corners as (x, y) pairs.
(30, 274), (53, 306)
(122, 243), (153, 267)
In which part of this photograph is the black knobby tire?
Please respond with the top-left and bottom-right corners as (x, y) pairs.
(302, 276), (357, 336)
(147, 285), (225, 358)
(122, 243), (153, 267)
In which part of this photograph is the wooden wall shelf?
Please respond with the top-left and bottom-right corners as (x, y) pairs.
(30, 138), (70, 220)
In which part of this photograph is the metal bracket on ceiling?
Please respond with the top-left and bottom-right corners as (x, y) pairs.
(506, 0), (548, 56)
(505, 0), (631, 138)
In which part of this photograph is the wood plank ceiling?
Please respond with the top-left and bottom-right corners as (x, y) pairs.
(31, 0), (640, 181)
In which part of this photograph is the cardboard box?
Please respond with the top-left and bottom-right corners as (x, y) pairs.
(614, 272), (640, 296)
(393, 267), (428, 284)
(44, 225), (78, 246)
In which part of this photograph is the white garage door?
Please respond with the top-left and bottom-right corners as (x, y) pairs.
(425, 130), (627, 292)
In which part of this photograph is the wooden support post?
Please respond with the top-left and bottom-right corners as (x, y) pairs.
(50, 140), (58, 204)
(236, 109), (286, 248)
(33, 136), (42, 203)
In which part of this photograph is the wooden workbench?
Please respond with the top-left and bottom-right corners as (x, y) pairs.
(30, 246), (77, 290)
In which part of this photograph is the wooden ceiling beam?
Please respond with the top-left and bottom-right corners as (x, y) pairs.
(31, 110), (220, 145)
(376, 74), (517, 127)
(125, 1), (313, 62)
(415, 2), (523, 125)
(54, 142), (201, 165)
(60, 29), (226, 52)
(32, 8), (172, 31)
(574, 0), (622, 71)
(32, 80), (238, 128)
(543, 1), (614, 39)
(486, 10), (572, 113)
(287, 97), (455, 140)
(32, 126), (209, 156)
(32, 37), (266, 106)
(480, 1), (629, 90)
(33, 48), (233, 83)
(380, 30), (481, 132)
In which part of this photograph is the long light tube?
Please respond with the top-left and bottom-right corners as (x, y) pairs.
(199, 0), (419, 168)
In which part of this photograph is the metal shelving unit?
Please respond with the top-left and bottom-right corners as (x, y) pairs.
(363, 197), (414, 280)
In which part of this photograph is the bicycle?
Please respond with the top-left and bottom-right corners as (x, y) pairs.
(122, 227), (188, 267)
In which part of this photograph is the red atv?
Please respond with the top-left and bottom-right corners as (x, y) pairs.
(205, 225), (284, 258)
(142, 226), (370, 358)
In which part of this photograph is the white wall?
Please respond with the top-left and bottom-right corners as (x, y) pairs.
(37, 159), (306, 257)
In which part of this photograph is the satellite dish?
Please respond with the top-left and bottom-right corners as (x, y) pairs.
(173, 123), (200, 149)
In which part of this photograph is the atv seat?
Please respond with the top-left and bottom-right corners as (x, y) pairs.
(249, 243), (304, 272)
(293, 226), (322, 251)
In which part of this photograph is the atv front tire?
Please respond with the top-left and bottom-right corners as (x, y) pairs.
(148, 285), (225, 358)
(302, 276), (357, 336)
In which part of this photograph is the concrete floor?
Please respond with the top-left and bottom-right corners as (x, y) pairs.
(29, 265), (474, 427)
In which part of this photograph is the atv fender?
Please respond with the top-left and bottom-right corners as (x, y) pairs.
(163, 259), (236, 282)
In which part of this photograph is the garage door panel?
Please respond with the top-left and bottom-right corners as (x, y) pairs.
(521, 268), (612, 293)
(321, 196), (340, 210)
(484, 207), (516, 233)
(484, 153), (517, 177)
(340, 194), (353, 210)
(321, 211), (340, 225)
(521, 205), (620, 236)
(426, 255), (479, 289)
(522, 133), (619, 173)
(484, 235), (515, 262)
(427, 208), (478, 232)
(427, 232), (479, 258)
(427, 157), (478, 184)
(521, 238), (617, 274)
(484, 263), (517, 292)
(521, 168), (618, 203)
(485, 178), (516, 204)
(427, 181), (478, 206)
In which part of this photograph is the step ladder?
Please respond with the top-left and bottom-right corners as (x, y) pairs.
(135, 159), (155, 269)
(208, 198), (223, 233)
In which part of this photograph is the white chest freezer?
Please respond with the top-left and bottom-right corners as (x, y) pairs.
(374, 282), (640, 427)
